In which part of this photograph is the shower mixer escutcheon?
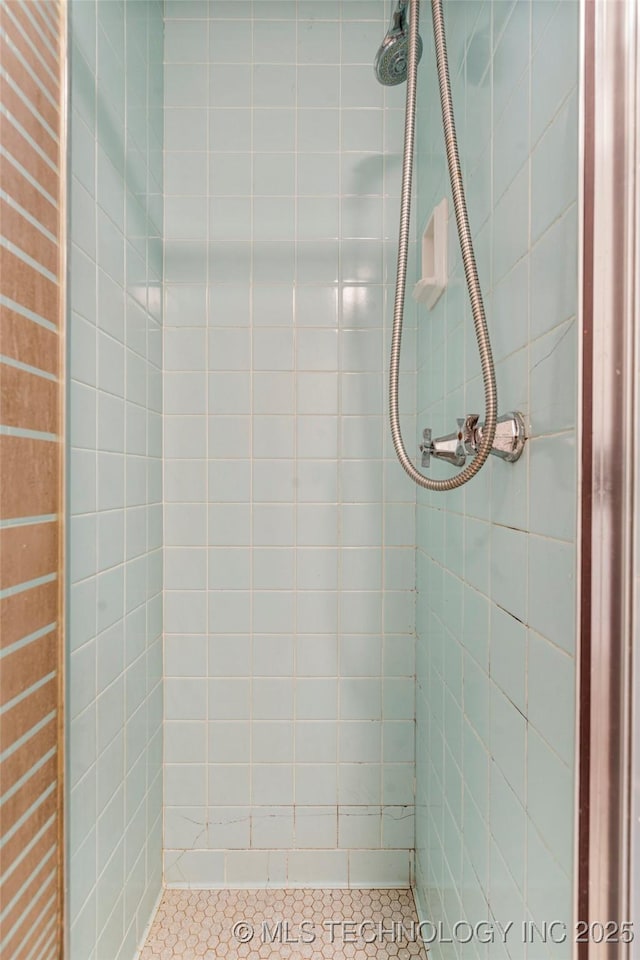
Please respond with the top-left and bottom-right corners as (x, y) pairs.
(420, 411), (527, 469)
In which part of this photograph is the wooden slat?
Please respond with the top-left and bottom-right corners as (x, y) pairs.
(1, 869), (56, 958)
(0, 361), (59, 433)
(0, 678), (57, 752)
(30, 0), (60, 44)
(0, 437), (58, 519)
(0, 8), (61, 97)
(0, 3), (59, 81)
(0, 522), (58, 591)
(0, 630), (57, 706)
(0, 198), (58, 275)
(1, 859), (56, 954)
(0, 754), (58, 835)
(0, 713), (57, 797)
(0, 152), (58, 237)
(0, 247), (59, 326)
(6, 898), (57, 960)
(0, 580), (58, 650)
(0, 117), (60, 213)
(0, 819), (56, 913)
(38, 0), (62, 33)
(29, 0), (59, 51)
(0, 73), (58, 167)
(0, 307), (59, 376)
(0, 35), (59, 132)
(0, 789), (57, 877)
(18, 920), (58, 960)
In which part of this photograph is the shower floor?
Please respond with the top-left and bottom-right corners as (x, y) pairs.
(139, 888), (427, 959)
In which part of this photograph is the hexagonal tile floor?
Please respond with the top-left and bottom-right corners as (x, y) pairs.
(139, 889), (427, 959)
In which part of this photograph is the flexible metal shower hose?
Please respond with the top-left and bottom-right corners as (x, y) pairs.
(389, 0), (497, 489)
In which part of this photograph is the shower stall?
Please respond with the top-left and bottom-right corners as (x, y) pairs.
(1, 0), (638, 958)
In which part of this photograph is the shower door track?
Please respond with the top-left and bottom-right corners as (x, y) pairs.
(577, 0), (639, 955)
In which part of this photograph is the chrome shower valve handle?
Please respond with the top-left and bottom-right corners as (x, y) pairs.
(472, 411), (526, 462)
(420, 411), (526, 469)
(420, 423), (466, 467)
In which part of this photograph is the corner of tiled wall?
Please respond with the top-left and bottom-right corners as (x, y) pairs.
(67, 1), (164, 956)
(414, 0), (579, 950)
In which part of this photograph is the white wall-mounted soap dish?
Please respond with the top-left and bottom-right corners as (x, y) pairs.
(413, 197), (448, 310)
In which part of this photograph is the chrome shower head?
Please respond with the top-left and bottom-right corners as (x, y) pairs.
(374, 0), (423, 86)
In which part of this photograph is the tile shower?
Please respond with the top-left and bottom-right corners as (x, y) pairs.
(162, 0), (416, 891)
(62, 1), (580, 958)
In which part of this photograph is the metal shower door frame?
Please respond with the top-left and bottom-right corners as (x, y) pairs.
(576, 0), (639, 955)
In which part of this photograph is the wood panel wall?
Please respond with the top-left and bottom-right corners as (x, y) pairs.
(0, 2), (65, 958)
